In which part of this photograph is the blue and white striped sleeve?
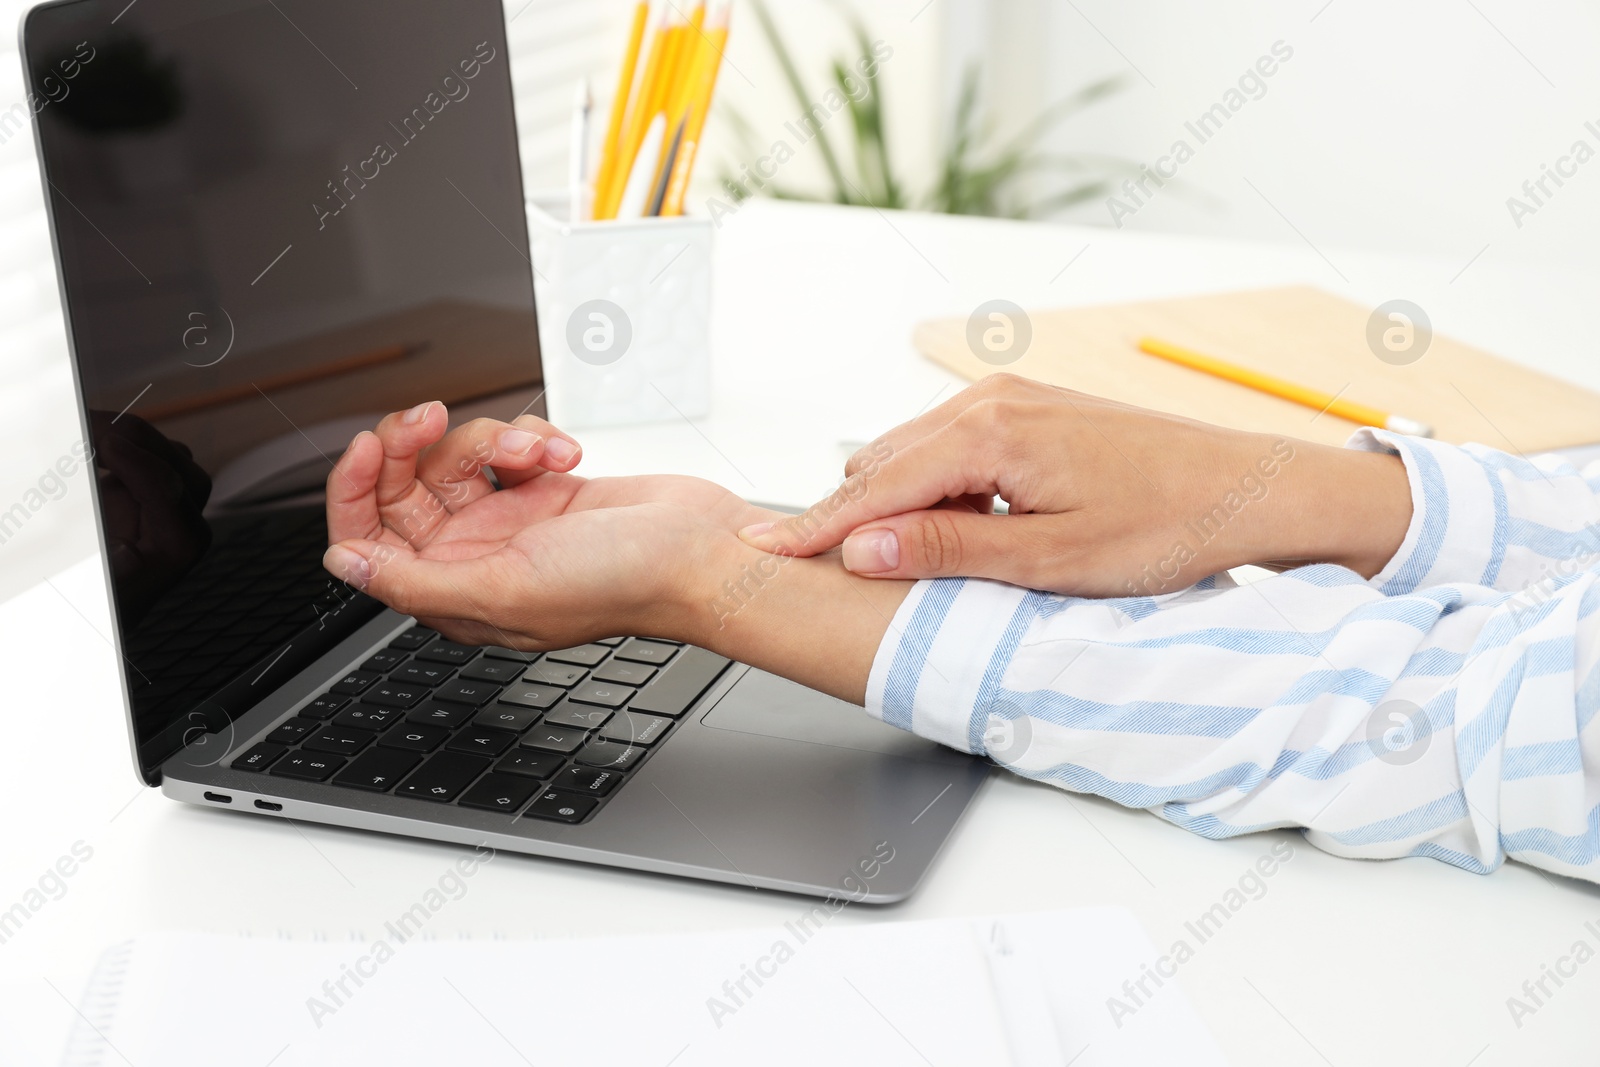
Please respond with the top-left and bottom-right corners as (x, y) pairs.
(1347, 428), (1600, 596)
(864, 437), (1600, 884)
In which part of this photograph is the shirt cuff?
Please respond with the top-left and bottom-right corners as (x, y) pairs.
(1345, 428), (1506, 595)
(863, 577), (1038, 754)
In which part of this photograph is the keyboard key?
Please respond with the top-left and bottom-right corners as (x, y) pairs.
(266, 717), (319, 745)
(613, 639), (678, 666)
(599, 711), (673, 747)
(575, 738), (646, 771)
(498, 683), (564, 710)
(333, 704), (402, 731)
(520, 725), (589, 754)
(435, 679), (500, 706)
(629, 647), (732, 718)
(361, 649), (408, 672)
(568, 681), (631, 708)
(329, 669), (381, 695)
(302, 724), (373, 756)
(521, 662), (587, 688)
(446, 725), (518, 757)
(555, 765), (623, 796)
(458, 773), (541, 813)
(474, 706), (540, 733)
(406, 699), (476, 729)
(414, 639), (480, 666)
(592, 661), (656, 687)
(232, 742), (285, 771)
(379, 722), (450, 752)
(544, 644), (609, 667)
(544, 703), (612, 731)
(387, 627), (436, 651)
(495, 750), (564, 779)
(396, 751), (489, 801)
(363, 682), (429, 709)
(523, 789), (597, 823)
(270, 751), (347, 781)
(481, 647), (538, 662)
(333, 748), (421, 792)
(300, 695), (349, 720)
(391, 662), (454, 687)
(460, 660), (525, 685)
(593, 637), (626, 647)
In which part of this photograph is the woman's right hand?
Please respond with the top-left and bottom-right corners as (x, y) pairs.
(737, 374), (1414, 597)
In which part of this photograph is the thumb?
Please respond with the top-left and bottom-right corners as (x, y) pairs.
(840, 511), (1046, 586)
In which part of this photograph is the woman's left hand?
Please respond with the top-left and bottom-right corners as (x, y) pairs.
(323, 401), (773, 650)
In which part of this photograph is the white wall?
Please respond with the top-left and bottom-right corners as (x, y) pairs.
(971, 0), (1600, 275)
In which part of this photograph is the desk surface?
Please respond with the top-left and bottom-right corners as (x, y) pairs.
(5, 200), (1598, 1065)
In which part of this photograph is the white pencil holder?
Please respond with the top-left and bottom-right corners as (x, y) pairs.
(526, 192), (713, 429)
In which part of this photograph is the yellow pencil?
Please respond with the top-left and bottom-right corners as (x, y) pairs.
(665, 3), (707, 121)
(661, 8), (728, 216)
(593, 0), (650, 219)
(1137, 337), (1434, 437)
(599, 5), (671, 219)
(635, 3), (703, 213)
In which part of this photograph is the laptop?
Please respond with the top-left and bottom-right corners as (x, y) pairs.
(22, 0), (986, 902)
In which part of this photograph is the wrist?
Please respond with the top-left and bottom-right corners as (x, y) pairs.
(1263, 440), (1412, 578)
(673, 536), (913, 705)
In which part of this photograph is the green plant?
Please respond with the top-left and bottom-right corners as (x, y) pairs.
(723, 0), (1135, 218)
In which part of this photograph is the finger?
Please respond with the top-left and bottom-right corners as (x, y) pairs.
(488, 414), (583, 490)
(413, 415), (578, 507)
(326, 431), (385, 544)
(739, 426), (978, 557)
(947, 493), (995, 515)
(838, 510), (1059, 587)
(322, 538), (501, 620)
(372, 401), (450, 507)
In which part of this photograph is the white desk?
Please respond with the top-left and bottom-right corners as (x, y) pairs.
(5, 200), (1598, 1065)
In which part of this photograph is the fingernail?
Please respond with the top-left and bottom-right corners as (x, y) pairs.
(403, 401), (434, 424)
(842, 530), (898, 574)
(545, 437), (579, 464)
(323, 545), (372, 588)
(738, 522), (774, 542)
(498, 428), (540, 456)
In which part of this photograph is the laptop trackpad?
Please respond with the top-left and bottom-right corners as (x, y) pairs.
(700, 669), (961, 763)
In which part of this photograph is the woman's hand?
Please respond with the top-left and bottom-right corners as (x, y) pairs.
(738, 374), (1413, 596)
(322, 402), (774, 650)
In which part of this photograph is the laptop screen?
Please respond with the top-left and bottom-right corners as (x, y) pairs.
(24, 0), (544, 781)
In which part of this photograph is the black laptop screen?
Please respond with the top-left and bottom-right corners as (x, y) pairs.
(24, 0), (544, 780)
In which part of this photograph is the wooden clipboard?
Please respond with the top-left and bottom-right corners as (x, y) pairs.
(913, 286), (1600, 452)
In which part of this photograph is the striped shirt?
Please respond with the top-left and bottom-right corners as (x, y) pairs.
(864, 429), (1600, 883)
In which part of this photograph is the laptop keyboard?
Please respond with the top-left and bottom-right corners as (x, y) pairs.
(229, 624), (731, 824)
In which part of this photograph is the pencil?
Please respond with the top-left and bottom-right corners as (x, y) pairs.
(664, 3), (707, 121)
(593, 0), (649, 219)
(599, 4), (670, 219)
(661, 5), (729, 216)
(1137, 336), (1434, 437)
(646, 117), (685, 217)
(617, 113), (667, 219)
(569, 79), (591, 223)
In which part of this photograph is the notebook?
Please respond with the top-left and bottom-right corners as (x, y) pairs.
(58, 909), (1223, 1066)
(913, 286), (1600, 452)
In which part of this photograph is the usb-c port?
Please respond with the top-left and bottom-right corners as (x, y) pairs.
(254, 799), (283, 811)
(204, 792), (233, 804)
